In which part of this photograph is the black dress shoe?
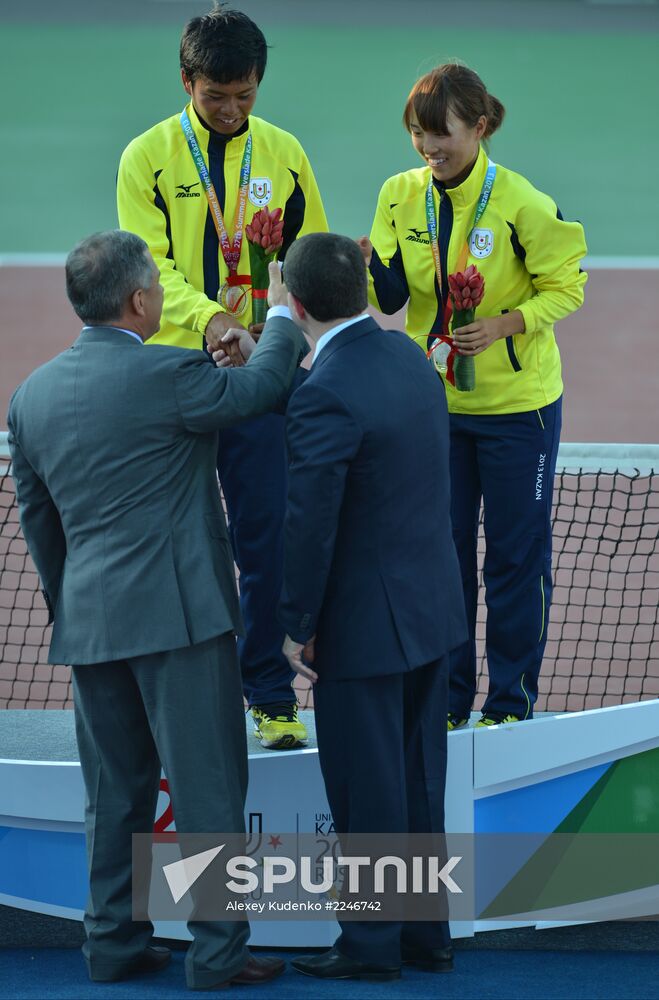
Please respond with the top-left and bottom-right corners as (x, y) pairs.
(292, 946), (401, 981)
(401, 943), (454, 972)
(92, 945), (172, 981)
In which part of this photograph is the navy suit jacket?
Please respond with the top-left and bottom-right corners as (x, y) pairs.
(278, 315), (467, 680)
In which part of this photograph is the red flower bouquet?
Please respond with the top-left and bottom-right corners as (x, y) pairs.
(447, 265), (485, 392)
(245, 207), (284, 326)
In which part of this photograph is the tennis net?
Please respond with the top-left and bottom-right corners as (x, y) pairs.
(1, 435), (657, 712)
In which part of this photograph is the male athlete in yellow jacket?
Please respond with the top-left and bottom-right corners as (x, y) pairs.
(118, 7), (328, 750)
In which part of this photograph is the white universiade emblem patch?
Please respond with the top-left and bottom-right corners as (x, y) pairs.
(248, 178), (272, 207)
(469, 227), (494, 259)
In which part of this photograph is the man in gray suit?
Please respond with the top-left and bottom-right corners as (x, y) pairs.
(7, 231), (304, 990)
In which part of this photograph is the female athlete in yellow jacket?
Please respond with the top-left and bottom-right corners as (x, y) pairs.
(358, 63), (587, 728)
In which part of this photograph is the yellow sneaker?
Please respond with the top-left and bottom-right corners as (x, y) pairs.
(447, 714), (469, 732)
(475, 712), (520, 728)
(251, 703), (308, 750)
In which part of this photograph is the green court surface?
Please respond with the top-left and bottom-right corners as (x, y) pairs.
(1, 3), (657, 254)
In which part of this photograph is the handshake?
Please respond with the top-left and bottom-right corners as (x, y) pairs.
(207, 261), (288, 369)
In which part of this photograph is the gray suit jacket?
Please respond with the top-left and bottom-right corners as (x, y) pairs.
(7, 319), (306, 665)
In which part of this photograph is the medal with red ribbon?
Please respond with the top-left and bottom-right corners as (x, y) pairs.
(180, 108), (253, 316)
(426, 160), (496, 384)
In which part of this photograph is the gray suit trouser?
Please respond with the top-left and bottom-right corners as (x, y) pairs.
(72, 633), (249, 988)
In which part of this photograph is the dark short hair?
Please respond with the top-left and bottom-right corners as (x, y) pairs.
(65, 231), (154, 324)
(180, 4), (267, 84)
(404, 63), (505, 139)
(283, 234), (368, 323)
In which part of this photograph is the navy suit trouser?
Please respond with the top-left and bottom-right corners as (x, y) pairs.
(313, 658), (451, 966)
(448, 397), (562, 720)
(216, 412), (295, 706)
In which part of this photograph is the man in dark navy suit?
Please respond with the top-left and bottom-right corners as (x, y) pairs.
(271, 233), (467, 981)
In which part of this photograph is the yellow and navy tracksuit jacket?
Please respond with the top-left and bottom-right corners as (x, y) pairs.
(117, 103), (328, 348)
(368, 146), (587, 414)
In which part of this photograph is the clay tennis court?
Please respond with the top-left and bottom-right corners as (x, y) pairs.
(2, 264), (657, 443)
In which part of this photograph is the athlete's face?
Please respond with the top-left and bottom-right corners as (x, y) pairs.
(409, 109), (486, 186)
(182, 70), (259, 135)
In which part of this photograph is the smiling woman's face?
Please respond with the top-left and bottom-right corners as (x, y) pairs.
(409, 109), (486, 185)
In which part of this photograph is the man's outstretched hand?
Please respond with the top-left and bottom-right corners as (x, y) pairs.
(212, 329), (256, 368)
(210, 263), (291, 366)
(205, 311), (247, 352)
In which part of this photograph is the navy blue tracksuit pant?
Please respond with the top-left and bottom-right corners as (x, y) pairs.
(448, 397), (562, 720)
(216, 412), (294, 707)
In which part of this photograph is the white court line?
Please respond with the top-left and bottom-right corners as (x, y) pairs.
(1, 254), (659, 269)
(583, 256), (659, 269)
(5, 434), (657, 471)
(0, 253), (66, 267)
(586, 0), (658, 5)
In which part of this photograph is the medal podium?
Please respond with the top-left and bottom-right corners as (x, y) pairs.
(2, 702), (659, 946)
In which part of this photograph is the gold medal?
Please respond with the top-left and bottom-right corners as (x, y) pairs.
(218, 282), (250, 317)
